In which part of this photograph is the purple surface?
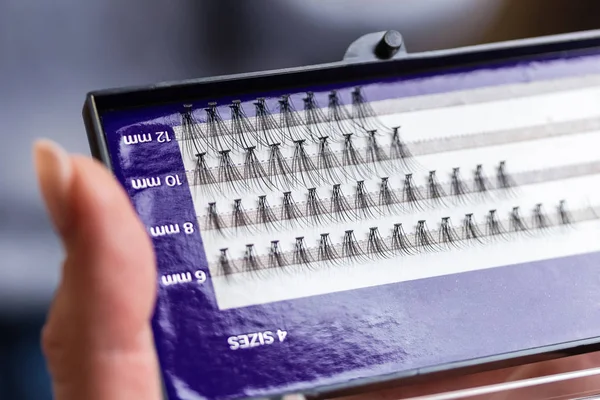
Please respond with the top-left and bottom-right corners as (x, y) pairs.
(100, 52), (600, 400)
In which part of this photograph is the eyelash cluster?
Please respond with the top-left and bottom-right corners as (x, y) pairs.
(202, 162), (505, 233)
(212, 200), (594, 276)
(179, 87), (427, 197)
(199, 159), (600, 233)
(187, 128), (414, 195)
(180, 88), (388, 156)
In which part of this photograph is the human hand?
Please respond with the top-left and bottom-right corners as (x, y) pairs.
(35, 140), (161, 400)
(34, 139), (600, 400)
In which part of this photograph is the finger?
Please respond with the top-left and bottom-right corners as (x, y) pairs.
(34, 140), (161, 400)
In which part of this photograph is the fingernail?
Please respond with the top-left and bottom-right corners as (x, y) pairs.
(33, 139), (73, 234)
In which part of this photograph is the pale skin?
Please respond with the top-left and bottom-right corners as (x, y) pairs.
(34, 139), (600, 400)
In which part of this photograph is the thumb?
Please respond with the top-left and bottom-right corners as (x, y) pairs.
(34, 140), (162, 400)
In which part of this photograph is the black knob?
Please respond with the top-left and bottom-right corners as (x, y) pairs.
(375, 30), (403, 59)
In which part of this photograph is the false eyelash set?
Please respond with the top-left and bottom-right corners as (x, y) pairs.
(175, 87), (599, 278)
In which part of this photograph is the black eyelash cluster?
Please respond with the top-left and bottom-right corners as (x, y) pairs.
(212, 200), (592, 276)
(201, 163), (509, 233)
(186, 131), (413, 195)
(180, 87), (390, 155)
(180, 88), (420, 195)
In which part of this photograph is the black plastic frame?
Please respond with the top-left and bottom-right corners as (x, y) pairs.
(83, 29), (600, 399)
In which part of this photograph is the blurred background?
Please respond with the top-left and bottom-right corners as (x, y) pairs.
(2, 0), (600, 398)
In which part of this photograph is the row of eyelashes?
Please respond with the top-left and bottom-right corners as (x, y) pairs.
(187, 115), (600, 195)
(181, 87), (386, 158)
(190, 129), (417, 194)
(214, 200), (578, 276)
(180, 86), (600, 161)
(202, 162), (515, 233)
